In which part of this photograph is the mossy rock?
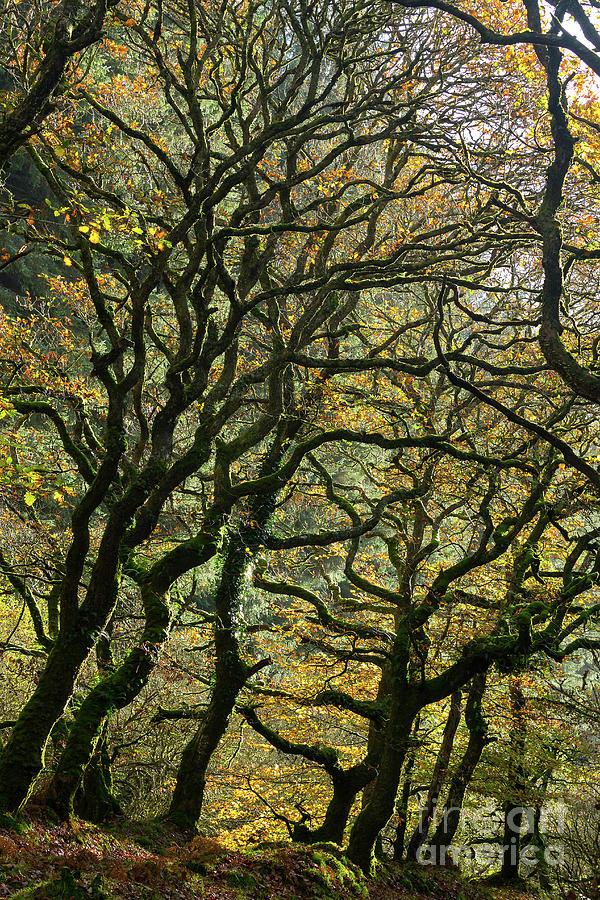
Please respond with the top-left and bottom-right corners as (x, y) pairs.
(239, 846), (368, 900)
(306, 849), (368, 899)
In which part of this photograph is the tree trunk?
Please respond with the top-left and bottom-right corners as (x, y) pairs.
(406, 690), (462, 862)
(46, 583), (171, 819)
(393, 713), (421, 861)
(294, 759), (378, 845)
(0, 459), (132, 813)
(168, 487), (277, 828)
(312, 775), (365, 844)
(429, 673), (488, 862)
(168, 668), (248, 828)
(360, 665), (391, 811)
(499, 680), (527, 883)
(0, 630), (94, 812)
(73, 721), (122, 823)
(346, 694), (418, 874)
(44, 482), (222, 819)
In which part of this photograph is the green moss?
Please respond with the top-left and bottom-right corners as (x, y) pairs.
(0, 812), (28, 834)
(225, 870), (260, 892)
(307, 849), (368, 899)
(209, 846), (372, 900)
(11, 870), (109, 899)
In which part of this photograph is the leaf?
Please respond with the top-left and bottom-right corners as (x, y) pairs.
(63, 256), (73, 267)
(89, 230), (101, 244)
(24, 492), (36, 506)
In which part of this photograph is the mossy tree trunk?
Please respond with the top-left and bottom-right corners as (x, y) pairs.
(72, 619), (121, 823)
(0, 443), (219, 815)
(0, 382), (160, 811)
(346, 699), (419, 873)
(345, 618), (417, 875)
(345, 631), (498, 874)
(45, 488), (222, 820)
(168, 672), (248, 829)
(297, 760), (378, 845)
(168, 484), (278, 829)
(360, 664), (391, 812)
(0, 630), (96, 812)
(73, 720), (122, 823)
(345, 472), (554, 874)
(46, 581), (172, 819)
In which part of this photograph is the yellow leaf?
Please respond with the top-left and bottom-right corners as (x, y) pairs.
(89, 230), (101, 244)
(24, 492), (36, 506)
(63, 256), (72, 266)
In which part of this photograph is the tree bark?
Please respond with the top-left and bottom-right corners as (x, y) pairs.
(295, 756), (380, 845)
(309, 768), (373, 844)
(73, 720), (122, 823)
(168, 671), (247, 828)
(360, 664), (391, 812)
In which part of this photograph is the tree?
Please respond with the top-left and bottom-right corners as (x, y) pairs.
(0, 0), (120, 169)
(389, 0), (600, 413)
(239, 403), (600, 872)
(1, 0), (600, 879)
(0, 0), (507, 817)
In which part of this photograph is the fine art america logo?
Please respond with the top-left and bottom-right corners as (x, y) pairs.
(416, 805), (564, 867)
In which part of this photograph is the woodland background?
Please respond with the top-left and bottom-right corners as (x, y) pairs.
(2, 0), (600, 897)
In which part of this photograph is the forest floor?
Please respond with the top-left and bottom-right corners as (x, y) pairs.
(0, 815), (541, 900)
